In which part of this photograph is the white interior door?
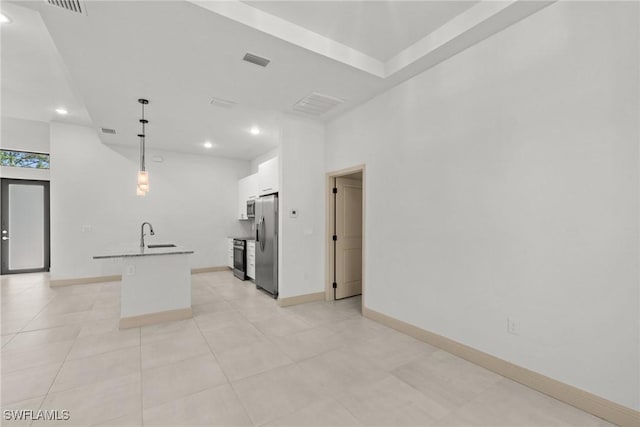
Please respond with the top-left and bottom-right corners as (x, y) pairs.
(335, 176), (362, 299)
(1, 179), (50, 274)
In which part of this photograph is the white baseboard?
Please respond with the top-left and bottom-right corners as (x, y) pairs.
(191, 266), (229, 274)
(363, 307), (639, 427)
(119, 307), (193, 329)
(277, 291), (325, 307)
(49, 266), (231, 287)
(50, 275), (122, 287)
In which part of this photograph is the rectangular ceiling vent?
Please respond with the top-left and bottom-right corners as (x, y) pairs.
(243, 53), (270, 68)
(292, 92), (345, 116)
(45, 0), (87, 15)
(100, 127), (116, 135)
(209, 97), (237, 109)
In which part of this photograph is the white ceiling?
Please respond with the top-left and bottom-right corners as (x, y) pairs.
(1, 0), (552, 159)
(242, 1), (478, 62)
(0, 1), (91, 126)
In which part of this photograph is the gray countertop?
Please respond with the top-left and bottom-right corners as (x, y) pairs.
(93, 244), (194, 259)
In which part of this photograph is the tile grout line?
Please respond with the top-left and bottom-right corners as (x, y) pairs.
(54, 332), (139, 364)
(19, 281), (139, 426)
(76, 293), (141, 427)
(191, 287), (259, 426)
(1, 332), (17, 348)
(222, 281), (342, 425)
(32, 323), (78, 419)
(5, 284), (82, 414)
(12, 284), (108, 336)
(12, 293), (59, 335)
(139, 326), (144, 427)
(18, 276), (325, 421)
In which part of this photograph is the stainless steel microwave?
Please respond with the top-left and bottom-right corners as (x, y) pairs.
(246, 200), (255, 218)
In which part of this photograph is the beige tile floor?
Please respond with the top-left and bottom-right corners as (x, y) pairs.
(1, 271), (613, 427)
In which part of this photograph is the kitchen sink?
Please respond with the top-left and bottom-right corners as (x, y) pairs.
(147, 244), (176, 248)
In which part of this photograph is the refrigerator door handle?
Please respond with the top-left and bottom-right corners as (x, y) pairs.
(256, 219), (260, 243)
(260, 217), (266, 252)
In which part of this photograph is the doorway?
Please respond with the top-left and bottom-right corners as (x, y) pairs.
(0, 178), (50, 274)
(326, 165), (365, 303)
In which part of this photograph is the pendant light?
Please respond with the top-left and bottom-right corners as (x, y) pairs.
(137, 98), (150, 196)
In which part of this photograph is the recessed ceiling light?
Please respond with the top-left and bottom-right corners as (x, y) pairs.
(0, 14), (11, 24)
(250, 127), (260, 136)
(55, 108), (68, 115)
(204, 141), (213, 149)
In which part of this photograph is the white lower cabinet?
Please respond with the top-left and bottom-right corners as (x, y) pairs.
(227, 238), (234, 268)
(247, 240), (255, 279)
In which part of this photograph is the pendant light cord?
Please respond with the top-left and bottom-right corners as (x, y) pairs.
(141, 101), (146, 172)
(138, 99), (149, 173)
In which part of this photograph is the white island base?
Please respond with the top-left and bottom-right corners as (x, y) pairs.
(94, 246), (194, 329)
(120, 254), (192, 328)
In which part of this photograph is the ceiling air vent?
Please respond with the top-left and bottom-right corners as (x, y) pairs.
(45, 0), (86, 15)
(243, 53), (270, 68)
(209, 97), (237, 109)
(292, 92), (345, 116)
(100, 127), (116, 135)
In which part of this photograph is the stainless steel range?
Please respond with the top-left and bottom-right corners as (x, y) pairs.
(232, 238), (247, 280)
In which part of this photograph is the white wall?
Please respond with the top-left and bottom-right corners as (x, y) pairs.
(278, 115), (325, 298)
(0, 116), (50, 180)
(50, 122), (250, 280)
(325, 1), (639, 410)
(249, 147), (279, 175)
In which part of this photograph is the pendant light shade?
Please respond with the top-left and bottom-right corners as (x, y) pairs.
(137, 170), (149, 187)
(137, 98), (150, 196)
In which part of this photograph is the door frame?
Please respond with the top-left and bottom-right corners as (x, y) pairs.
(325, 164), (366, 307)
(0, 178), (51, 275)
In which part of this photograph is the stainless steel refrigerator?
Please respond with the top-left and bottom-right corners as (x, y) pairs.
(255, 193), (278, 297)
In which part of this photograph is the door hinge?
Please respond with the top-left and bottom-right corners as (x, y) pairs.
(332, 235), (337, 241)
(332, 187), (337, 194)
(332, 282), (337, 289)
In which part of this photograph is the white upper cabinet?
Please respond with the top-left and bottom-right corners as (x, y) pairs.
(238, 174), (259, 220)
(258, 157), (279, 196)
(246, 173), (259, 200)
(238, 177), (249, 220)
(237, 157), (279, 220)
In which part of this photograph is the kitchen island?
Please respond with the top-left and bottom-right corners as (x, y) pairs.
(93, 245), (194, 328)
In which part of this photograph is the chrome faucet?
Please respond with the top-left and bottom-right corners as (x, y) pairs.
(140, 222), (155, 248)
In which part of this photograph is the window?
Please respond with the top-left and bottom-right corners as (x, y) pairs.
(0, 150), (50, 169)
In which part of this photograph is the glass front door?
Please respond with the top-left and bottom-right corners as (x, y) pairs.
(1, 179), (50, 274)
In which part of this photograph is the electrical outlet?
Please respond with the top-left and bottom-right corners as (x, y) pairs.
(507, 317), (519, 335)
(126, 265), (136, 276)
